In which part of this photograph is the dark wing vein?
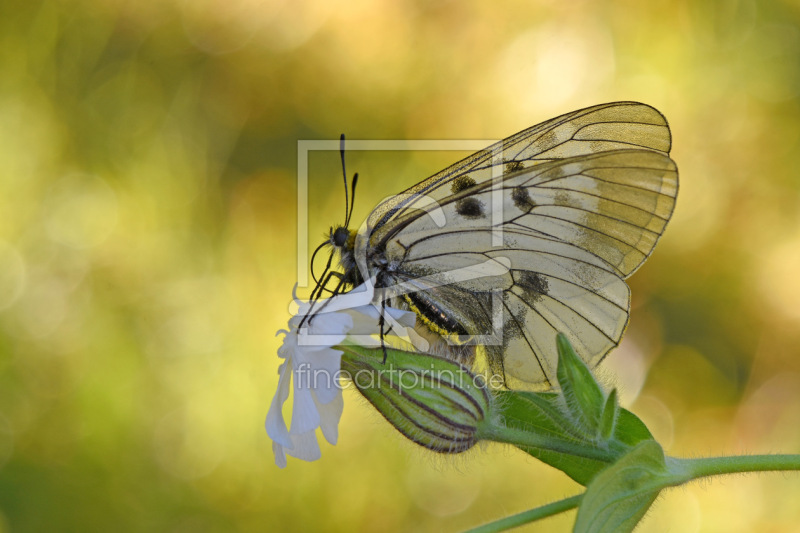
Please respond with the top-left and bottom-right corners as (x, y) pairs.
(510, 185), (673, 223)
(498, 294), (552, 387)
(507, 284), (618, 344)
(512, 209), (662, 245)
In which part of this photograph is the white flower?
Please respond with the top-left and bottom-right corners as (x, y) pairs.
(266, 283), (416, 468)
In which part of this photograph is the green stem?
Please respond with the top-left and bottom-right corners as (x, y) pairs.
(480, 425), (618, 463)
(672, 454), (800, 481)
(464, 494), (583, 533)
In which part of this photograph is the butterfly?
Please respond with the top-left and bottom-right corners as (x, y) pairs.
(310, 102), (678, 390)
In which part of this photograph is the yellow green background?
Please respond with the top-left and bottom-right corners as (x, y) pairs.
(2, 0), (800, 531)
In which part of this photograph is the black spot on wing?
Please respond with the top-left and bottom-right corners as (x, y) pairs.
(512, 186), (535, 212)
(455, 197), (485, 219)
(504, 160), (525, 174)
(516, 271), (549, 303)
(451, 175), (477, 194)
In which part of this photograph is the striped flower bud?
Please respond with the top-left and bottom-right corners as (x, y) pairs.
(340, 344), (491, 454)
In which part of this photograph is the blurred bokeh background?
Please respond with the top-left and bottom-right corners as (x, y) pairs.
(1, 0), (800, 531)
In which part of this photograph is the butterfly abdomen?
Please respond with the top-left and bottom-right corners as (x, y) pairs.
(402, 291), (469, 340)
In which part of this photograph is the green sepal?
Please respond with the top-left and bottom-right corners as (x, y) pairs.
(599, 388), (619, 440)
(614, 407), (654, 446)
(556, 333), (605, 433)
(574, 440), (670, 533)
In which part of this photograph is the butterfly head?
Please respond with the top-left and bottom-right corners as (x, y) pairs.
(327, 224), (360, 286)
(330, 225), (355, 250)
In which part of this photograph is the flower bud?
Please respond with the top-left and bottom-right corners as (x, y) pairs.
(340, 344), (491, 454)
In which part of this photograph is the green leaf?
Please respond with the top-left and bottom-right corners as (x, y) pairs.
(573, 440), (669, 533)
(614, 408), (654, 446)
(494, 386), (656, 486)
(556, 333), (605, 433)
(496, 390), (607, 485)
(488, 334), (658, 486)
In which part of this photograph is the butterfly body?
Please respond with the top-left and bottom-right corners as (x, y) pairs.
(321, 102), (678, 390)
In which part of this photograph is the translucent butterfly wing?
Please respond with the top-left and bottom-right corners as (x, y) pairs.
(391, 227), (632, 388)
(385, 149), (678, 278)
(368, 101), (672, 244)
(378, 149), (678, 388)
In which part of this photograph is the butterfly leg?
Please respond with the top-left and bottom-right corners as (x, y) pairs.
(379, 297), (390, 364)
(299, 270), (347, 328)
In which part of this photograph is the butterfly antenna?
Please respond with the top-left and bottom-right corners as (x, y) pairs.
(346, 173), (358, 227)
(340, 134), (349, 226)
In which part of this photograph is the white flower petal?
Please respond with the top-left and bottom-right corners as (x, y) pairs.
(307, 311), (353, 336)
(284, 430), (321, 462)
(297, 332), (348, 349)
(293, 312), (351, 348)
(265, 350), (293, 448)
(267, 282), (414, 467)
(293, 282), (374, 315)
(277, 330), (299, 359)
(350, 303), (414, 327)
(316, 389), (344, 445)
(310, 381), (342, 406)
(289, 379), (321, 434)
(272, 440), (288, 469)
(298, 347), (344, 398)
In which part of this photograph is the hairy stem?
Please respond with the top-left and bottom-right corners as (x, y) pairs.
(672, 454), (800, 481)
(464, 494), (583, 533)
